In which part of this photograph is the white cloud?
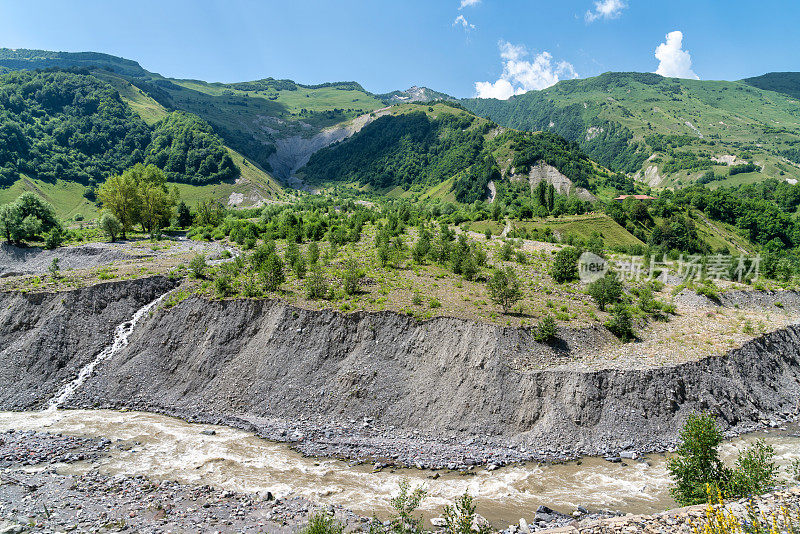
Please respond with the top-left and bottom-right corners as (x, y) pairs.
(453, 14), (475, 31)
(585, 0), (627, 23)
(475, 41), (579, 99)
(654, 30), (699, 80)
(459, 0), (481, 8)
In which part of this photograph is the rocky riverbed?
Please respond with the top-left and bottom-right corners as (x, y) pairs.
(0, 430), (365, 533)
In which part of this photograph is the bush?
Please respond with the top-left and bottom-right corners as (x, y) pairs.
(99, 212), (123, 242)
(300, 513), (344, 534)
(487, 267), (523, 313)
(551, 247), (580, 283)
(305, 265), (328, 299)
(387, 480), (426, 534)
(533, 316), (557, 342)
(44, 226), (64, 249)
(499, 240), (514, 261)
(341, 257), (364, 295)
(668, 413), (778, 506)
(726, 440), (778, 498)
(189, 254), (207, 279)
(443, 492), (491, 534)
(668, 413), (729, 506)
(605, 302), (634, 341)
(587, 271), (623, 311)
(260, 253), (285, 291)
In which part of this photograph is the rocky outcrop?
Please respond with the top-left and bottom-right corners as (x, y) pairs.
(510, 162), (596, 201)
(267, 108), (391, 184)
(0, 277), (174, 409)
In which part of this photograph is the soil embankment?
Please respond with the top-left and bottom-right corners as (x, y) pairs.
(2, 278), (800, 468)
(0, 276), (174, 409)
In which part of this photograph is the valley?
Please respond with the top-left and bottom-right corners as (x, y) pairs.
(2, 38), (800, 534)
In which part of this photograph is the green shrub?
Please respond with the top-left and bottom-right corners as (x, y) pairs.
(341, 257), (364, 295)
(305, 265), (328, 299)
(587, 271), (623, 311)
(260, 253), (285, 291)
(668, 413), (778, 506)
(499, 240), (514, 261)
(605, 302), (634, 341)
(487, 267), (523, 313)
(726, 440), (778, 498)
(387, 480), (426, 534)
(189, 254), (207, 279)
(443, 492), (491, 534)
(668, 413), (729, 506)
(533, 316), (557, 342)
(300, 513), (344, 534)
(551, 247), (580, 283)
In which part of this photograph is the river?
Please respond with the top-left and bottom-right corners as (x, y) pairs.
(2, 409), (799, 527)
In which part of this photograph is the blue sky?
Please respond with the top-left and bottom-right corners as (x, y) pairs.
(0, 0), (797, 98)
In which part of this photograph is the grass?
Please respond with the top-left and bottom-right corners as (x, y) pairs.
(93, 71), (170, 125)
(509, 214), (643, 248)
(0, 176), (98, 220)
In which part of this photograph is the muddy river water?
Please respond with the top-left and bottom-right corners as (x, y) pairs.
(2, 409), (800, 526)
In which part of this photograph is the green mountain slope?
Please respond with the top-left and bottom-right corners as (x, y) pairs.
(0, 49), (389, 179)
(0, 48), (150, 77)
(0, 70), (239, 187)
(298, 102), (634, 203)
(463, 72), (800, 188)
(743, 72), (800, 100)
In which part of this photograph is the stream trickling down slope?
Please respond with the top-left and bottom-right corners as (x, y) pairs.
(3, 409), (800, 526)
(47, 291), (174, 410)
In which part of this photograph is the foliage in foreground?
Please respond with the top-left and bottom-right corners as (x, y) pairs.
(668, 413), (779, 506)
(693, 485), (800, 534)
(300, 512), (344, 534)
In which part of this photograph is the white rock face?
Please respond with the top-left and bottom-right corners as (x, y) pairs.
(511, 161), (596, 201)
(267, 108), (392, 186)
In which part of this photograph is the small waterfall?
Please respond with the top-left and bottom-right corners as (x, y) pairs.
(46, 290), (173, 411)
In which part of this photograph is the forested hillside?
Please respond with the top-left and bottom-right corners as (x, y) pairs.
(463, 72), (800, 188)
(0, 70), (239, 187)
(299, 103), (634, 204)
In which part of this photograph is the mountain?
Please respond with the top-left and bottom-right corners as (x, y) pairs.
(0, 48), (150, 77)
(462, 72), (800, 189)
(743, 72), (800, 100)
(298, 102), (634, 204)
(377, 86), (456, 104)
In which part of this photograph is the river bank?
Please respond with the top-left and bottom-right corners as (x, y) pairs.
(0, 429), (362, 534)
(2, 409), (800, 532)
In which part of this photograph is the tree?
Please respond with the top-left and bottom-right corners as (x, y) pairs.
(305, 264), (328, 299)
(0, 203), (23, 243)
(97, 171), (141, 239)
(551, 246), (580, 283)
(487, 267), (523, 313)
(341, 257), (363, 295)
(260, 253), (285, 291)
(587, 271), (623, 311)
(137, 165), (178, 234)
(100, 212), (123, 242)
(0, 193), (61, 245)
(176, 201), (193, 228)
(668, 413), (730, 506)
(189, 254), (207, 279)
